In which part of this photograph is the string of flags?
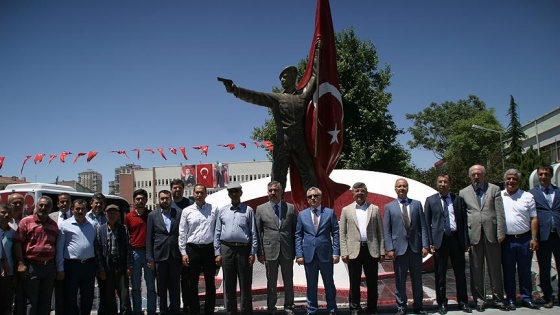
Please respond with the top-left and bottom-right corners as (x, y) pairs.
(0, 142), (274, 174)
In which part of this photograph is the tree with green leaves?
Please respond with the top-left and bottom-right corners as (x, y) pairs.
(406, 95), (504, 190)
(251, 27), (412, 175)
(504, 95), (525, 165)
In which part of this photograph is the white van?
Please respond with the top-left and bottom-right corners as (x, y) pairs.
(0, 183), (130, 221)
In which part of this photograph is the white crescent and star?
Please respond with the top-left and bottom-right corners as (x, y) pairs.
(313, 82), (343, 145)
(200, 167), (209, 179)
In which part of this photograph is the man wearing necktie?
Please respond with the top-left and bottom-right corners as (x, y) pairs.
(383, 178), (429, 315)
(214, 183), (258, 315)
(295, 187), (340, 315)
(255, 181), (297, 315)
(425, 175), (471, 314)
(529, 164), (560, 308)
(49, 193), (73, 315)
(459, 165), (507, 311)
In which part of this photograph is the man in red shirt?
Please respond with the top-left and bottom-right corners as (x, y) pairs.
(124, 189), (156, 315)
(13, 196), (58, 315)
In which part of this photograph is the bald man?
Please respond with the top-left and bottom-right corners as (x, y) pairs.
(8, 193), (25, 231)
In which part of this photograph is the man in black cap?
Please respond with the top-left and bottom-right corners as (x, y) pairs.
(219, 41), (322, 195)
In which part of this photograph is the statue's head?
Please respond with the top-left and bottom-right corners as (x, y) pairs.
(279, 66), (298, 90)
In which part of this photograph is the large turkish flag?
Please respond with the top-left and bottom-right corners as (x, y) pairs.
(290, 0), (348, 210)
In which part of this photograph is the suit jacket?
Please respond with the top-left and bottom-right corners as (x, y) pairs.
(339, 201), (385, 259)
(383, 199), (428, 256)
(424, 193), (469, 250)
(530, 185), (560, 241)
(255, 201), (297, 261)
(295, 206), (340, 264)
(94, 223), (133, 274)
(459, 183), (505, 245)
(146, 207), (182, 262)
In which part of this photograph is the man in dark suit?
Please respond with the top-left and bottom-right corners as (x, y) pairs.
(340, 182), (384, 315)
(146, 190), (183, 314)
(459, 164), (507, 311)
(256, 181), (297, 315)
(94, 204), (133, 315)
(295, 187), (340, 315)
(49, 192), (72, 315)
(425, 174), (471, 314)
(384, 178), (429, 315)
(529, 164), (560, 308)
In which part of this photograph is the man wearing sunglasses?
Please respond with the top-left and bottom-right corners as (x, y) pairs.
(295, 187), (340, 315)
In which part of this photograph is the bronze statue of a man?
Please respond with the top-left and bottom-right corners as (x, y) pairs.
(219, 41), (322, 194)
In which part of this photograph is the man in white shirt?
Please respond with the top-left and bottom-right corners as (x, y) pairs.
(501, 169), (539, 310)
(178, 184), (218, 315)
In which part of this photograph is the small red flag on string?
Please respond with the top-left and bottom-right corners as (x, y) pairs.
(179, 147), (188, 160)
(21, 155), (32, 174)
(157, 148), (167, 160)
(34, 153), (45, 164)
(87, 151), (98, 162)
(60, 151), (72, 163)
(192, 145), (209, 156)
(131, 148), (141, 160)
(73, 152), (86, 163)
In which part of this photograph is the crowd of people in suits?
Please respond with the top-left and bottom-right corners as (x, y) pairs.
(0, 163), (559, 315)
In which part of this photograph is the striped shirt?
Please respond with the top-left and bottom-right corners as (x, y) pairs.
(13, 214), (58, 261)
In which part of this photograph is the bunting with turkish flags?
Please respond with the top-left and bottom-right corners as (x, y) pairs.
(290, 0), (348, 210)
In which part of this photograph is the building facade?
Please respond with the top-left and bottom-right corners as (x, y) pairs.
(129, 161), (272, 210)
(522, 106), (560, 163)
(78, 169), (103, 193)
(108, 163), (143, 196)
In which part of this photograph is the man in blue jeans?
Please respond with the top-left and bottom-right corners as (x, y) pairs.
(124, 189), (157, 315)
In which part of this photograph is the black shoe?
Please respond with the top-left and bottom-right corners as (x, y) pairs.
(329, 312), (337, 315)
(543, 300), (553, 308)
(438, 305), (448, 314)
(521, 301), (539, 310)
(413, 310), (427, 315)
(476, 305), (485, 312)
(461, 304), (473, 313)
(506, 303), (516, 311)
(495, 303), (509, 311)
(285, 309), (295, 315)
(396, 309), (406, 315)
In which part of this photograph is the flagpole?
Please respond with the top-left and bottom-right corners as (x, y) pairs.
(314, 39), (320, 158)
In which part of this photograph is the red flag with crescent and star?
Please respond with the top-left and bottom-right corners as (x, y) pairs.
(290, 0), (348, 210)
(196, 163), (214, 188)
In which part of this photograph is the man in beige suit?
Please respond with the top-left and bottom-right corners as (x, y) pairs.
(459, 165), (507, 311)
(340, 182), (385, 315)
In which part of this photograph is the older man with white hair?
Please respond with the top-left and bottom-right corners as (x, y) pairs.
(500, 169), (539, 310)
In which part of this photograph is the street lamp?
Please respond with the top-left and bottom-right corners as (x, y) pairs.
(471, 124), (505, 170)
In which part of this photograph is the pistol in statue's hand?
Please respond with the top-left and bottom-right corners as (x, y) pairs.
(217, 77), (234, 93)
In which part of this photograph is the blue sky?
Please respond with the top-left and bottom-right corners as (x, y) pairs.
(1, 0), (559, 192)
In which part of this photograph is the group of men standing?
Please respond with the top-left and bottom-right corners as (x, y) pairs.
(0, 191), (134, 315)
(0, 162), (559, 315)
(424, 163), (560, 315)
